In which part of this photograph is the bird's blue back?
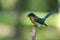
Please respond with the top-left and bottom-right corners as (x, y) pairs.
(34, 9), (57, 23)
(34, 16), (44, 23)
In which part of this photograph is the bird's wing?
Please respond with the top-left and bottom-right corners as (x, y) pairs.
(43, 9), (57, 21)
(34, 16), (44, 23)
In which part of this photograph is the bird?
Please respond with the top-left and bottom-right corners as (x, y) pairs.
(28, 9), (57, 26)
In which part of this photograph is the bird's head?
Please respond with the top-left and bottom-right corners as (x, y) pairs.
(28, 12), (35, 17)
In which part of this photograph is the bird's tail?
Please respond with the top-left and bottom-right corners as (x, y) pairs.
(43, 9), (57, 21)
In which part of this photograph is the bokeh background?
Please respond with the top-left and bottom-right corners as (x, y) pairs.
(0, 0), (60, 40)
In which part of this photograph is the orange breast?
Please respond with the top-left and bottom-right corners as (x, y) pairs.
(30, 16), (35, 24)
(29, 16), (39, 25)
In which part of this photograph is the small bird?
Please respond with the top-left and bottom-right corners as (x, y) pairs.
(28, 9), (57, 26)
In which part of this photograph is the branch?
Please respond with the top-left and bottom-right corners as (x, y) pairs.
(32, 26), (38, 40)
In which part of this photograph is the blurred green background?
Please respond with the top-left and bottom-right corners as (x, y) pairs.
(0, 0), (60, 40)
